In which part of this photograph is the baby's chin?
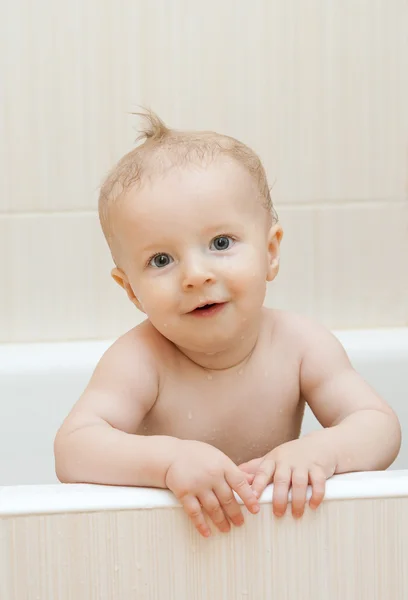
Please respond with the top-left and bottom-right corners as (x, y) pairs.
(154, 321), (239, 354)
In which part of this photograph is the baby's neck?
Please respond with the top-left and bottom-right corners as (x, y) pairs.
(176, 313), (266, 371)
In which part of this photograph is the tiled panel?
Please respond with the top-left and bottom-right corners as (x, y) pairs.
(314, 201), (408, 329)
(0, 0), (132, 213)
(1, 1), (407, 341)
(2, 1), (407, 215)
(131, 0), (408, 203)
(0, 213), (140, 343)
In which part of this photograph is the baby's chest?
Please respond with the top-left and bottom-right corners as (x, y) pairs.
(142, 369), (303, 461)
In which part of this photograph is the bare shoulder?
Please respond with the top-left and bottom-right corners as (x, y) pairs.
(61, 320), (173, 434)
(264, 308), (348, 360)
(102, 319), (172, 369)
(267, 308), (354, 388)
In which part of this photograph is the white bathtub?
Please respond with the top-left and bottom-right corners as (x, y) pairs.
(1, 327), (407, 485)
(1, 327), (408, 599)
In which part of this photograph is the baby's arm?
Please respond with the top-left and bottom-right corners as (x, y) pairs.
(54, 331), (259, 537)
(54, 332), (177, 488)
(299, 320), (401, 473)
(240, 317), (401, 517)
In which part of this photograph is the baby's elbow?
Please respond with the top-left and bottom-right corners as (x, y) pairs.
(54, 457), (73, 484)
(54, 454), (81, 484)
(383, 410), (402, 468)
(53, 429), (80, 484)
(392, 415), (402, 458)
(55, 465), (74, 484)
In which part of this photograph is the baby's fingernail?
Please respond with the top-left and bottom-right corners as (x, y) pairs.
(253, 490), (259, 498)
(252, 504), (260, 513)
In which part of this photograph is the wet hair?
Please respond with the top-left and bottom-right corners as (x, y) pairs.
(98, 110), (278, 263)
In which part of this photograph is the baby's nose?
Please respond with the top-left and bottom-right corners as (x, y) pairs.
(182, 258), (216, 290)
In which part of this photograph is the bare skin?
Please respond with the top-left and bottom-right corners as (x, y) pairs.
(54, 159), (401, 538)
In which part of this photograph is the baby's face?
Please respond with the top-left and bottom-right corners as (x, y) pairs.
(112, 159), (280, 353)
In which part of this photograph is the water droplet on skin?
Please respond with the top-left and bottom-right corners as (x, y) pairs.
(207, 373), (213, 380)
(163, 323), (168, 328)
(279, 409), (283, 414)
(240, 336), (245, 340)
(242, 318), (247, 323)
(238, 368), (243, 376)
(188, 411), (193, 420)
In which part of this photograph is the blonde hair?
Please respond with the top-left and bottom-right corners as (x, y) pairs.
(98, 110), (277, 262)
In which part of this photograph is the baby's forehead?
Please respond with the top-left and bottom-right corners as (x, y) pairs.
(122, 169), (259, 229)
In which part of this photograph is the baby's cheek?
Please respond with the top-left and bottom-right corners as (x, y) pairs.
(229, 257), (266, 287)
(139, 276), (175, 304)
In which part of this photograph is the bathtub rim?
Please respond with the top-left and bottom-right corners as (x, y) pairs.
(1, 470), (408, 517)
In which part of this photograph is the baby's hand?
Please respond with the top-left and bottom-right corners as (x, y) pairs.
(239, 437), (337, 518)
(165, 440), (260, 538)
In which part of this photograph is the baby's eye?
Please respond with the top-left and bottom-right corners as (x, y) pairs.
(210, 235), (234, 251)
(149, 253), (173, 268)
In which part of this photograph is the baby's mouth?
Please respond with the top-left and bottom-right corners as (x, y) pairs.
(189, 302), (227, 317)
(195, 303), (216, 311)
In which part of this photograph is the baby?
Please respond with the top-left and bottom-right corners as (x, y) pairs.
(54, 112), (401, 538)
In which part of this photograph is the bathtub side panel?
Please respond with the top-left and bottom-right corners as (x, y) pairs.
(1, 498), (407, 600)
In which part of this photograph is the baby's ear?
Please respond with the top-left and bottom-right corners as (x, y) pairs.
(111, 268), (145, 313)
(266, 223), (283, 282)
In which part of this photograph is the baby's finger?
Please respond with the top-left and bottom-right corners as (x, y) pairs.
(290, 468), (309, 518)
(308, 466), (326, 510)
(226, 471), (260, 515)
(214, 480), (245, 528)
(238, 457), (264, 475)
(251, 456), (276, 500)
(272, 464), (292, 517)
(181, 495), (211, 538)
(243, 471), (255, 484)
(199, 491), (231, 533)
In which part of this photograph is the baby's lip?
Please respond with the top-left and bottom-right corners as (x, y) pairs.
(187, 300), (226, 313)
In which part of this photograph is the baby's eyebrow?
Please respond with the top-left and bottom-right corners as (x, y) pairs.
(201, 223), (238, 235)
(140, 242), (169, 255)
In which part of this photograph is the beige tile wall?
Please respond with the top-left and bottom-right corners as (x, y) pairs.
(1, 0), (407, 343)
